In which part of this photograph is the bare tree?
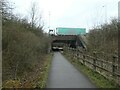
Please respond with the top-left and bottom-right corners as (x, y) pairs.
(29, 2), (44, 29)
(2, 0), (14, 20)
(30, 2), (38, 28)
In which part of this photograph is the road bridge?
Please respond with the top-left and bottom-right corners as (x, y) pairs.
(51, 35), (87, 51)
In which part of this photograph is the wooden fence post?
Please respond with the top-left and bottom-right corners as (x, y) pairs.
(82, 54), (85, 65)
(74, 49), (76, 59)
(72, 48), (74, 59)
(75, 48), (77, 59)
(112, 55), (117, 77)
(112, 55), (119, 86)
(93, 52), (96, 72)
(76, 49), (79, 60)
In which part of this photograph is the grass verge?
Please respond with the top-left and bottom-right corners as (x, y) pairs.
(3, 53), (53, 88)
(63, 53), (120, 88)
(37, 53), (53, 88)
(2, 53), (53, 88)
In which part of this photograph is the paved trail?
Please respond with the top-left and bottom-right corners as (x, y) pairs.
(46, 52), (96, 88)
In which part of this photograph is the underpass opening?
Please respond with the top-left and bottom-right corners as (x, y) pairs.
(51, 42), (64, 51)
(51, 40), (77, 51)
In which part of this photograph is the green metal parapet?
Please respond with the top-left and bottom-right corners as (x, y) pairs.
(56, 27), (86, 35)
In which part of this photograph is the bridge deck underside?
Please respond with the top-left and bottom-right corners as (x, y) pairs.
(51, 35), (85, 50)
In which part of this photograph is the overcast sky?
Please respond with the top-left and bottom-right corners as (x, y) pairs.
(9, 0), (119, 33)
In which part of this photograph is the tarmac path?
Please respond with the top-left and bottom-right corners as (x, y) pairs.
(46, 52), (96, 88)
